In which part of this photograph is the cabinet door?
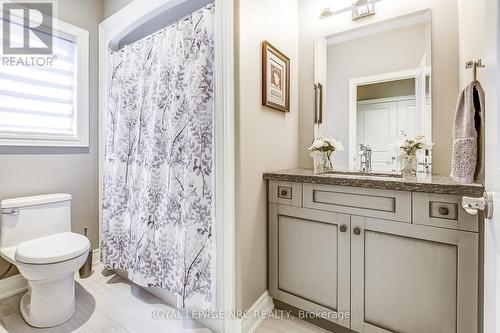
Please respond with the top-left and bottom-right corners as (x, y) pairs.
(269, 203), (351, 328)
(351, 216), (478, 333)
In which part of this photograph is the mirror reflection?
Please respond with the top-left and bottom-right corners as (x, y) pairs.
(314, 10), (432, 173)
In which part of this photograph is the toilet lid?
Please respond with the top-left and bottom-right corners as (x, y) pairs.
(15, 232), (90, 264)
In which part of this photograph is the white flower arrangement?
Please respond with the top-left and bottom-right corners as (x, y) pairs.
(309, 136), (344, 174)
(308, 136), (345, 155)
(396, 134), (433, 156)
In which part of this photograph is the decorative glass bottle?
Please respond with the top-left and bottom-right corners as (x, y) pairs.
(313, 151), (334, 174)
(400, 153), (417, 180)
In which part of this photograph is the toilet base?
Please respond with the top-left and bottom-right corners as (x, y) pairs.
(20, 273), (76, 328)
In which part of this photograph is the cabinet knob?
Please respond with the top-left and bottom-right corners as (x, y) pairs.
(439, 207), (450, 216)
(339, 225), (347, 233)
(277, 186), (292, 199)
(353, 227), (361, 235)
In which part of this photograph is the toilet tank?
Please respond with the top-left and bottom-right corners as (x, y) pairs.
(0, 194), (72, 248)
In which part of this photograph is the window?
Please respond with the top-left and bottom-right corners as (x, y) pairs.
(0, 8), (89, 147)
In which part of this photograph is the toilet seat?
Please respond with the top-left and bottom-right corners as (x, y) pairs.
(15, 232), (90, 265)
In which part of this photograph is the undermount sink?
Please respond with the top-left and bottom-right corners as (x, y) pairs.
(323, 170), (403, 179)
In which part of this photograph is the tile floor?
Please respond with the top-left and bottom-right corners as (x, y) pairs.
(0, 265), (328, 333)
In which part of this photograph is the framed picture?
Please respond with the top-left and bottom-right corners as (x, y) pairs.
(262, 41), (290, 112)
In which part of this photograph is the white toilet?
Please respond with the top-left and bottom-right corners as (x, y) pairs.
(0, 194), (90, 328)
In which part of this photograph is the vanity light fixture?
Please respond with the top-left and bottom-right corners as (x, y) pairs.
(320, 0), (380, 21)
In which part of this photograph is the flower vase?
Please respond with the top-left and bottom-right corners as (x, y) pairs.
(400, 154), (417, 180)
(313, 151), (334, 174)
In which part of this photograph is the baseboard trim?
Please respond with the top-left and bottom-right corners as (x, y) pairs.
(240, 291), (274, 333)
(0, 274), (27, 300)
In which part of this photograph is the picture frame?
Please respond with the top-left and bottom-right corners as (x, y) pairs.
(262, 41), (290, 112)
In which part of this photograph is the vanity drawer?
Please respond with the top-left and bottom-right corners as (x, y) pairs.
(303, 183), (411, 222)
(268, 181), (302, 207)
(413, 193), (478, 232)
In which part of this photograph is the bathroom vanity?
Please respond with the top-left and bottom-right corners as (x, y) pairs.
(264, 169), (483, 333)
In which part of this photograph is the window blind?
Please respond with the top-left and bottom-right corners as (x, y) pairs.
(0, 19), (78, 138)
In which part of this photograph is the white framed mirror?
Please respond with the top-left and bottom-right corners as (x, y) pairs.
(314, 9), (432, 172)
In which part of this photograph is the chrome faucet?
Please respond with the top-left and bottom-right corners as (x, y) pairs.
(359, 144), (372, 172)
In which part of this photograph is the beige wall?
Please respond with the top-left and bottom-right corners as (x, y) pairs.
(358, 79), (416, 101)
(299, 0), (460, 175)
(458, 0), (485, 87)
(235, 0), (299, 311)
(102, 0), (132, 20)
(0, 0), (102, 277)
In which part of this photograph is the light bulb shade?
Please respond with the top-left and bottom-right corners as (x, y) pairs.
(320, 0), (380, 20)
(352, 0), (376, 20)
(353, 0), (368, 6)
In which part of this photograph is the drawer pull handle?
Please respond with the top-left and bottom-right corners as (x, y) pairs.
(339, 225), (347, 233)
(439, 207), (450, 216)
(353, 227), (361, 236)
(280, 190), (288, 196)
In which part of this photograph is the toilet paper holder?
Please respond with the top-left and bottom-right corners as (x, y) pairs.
(462, 192), (493, 219)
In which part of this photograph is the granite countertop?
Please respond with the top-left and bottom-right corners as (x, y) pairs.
(263, 169), (485, 197)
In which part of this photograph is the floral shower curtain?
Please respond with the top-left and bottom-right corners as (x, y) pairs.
(101, 6), (215, 310)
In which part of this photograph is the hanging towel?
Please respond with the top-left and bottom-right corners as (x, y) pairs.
(451, 81), (485, 184)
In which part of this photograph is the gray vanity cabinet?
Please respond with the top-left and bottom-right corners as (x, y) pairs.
(268, 203), (351, 328)
(267, 179), (480, 333)
(350, 215), (478, 333)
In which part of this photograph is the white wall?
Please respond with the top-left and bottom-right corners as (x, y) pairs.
(235, 0), (299, 311)
(299, 0), (460, 176)
(323, 23), (426, 168)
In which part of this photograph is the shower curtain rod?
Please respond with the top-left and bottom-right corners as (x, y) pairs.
(117, 1), (215, 51)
